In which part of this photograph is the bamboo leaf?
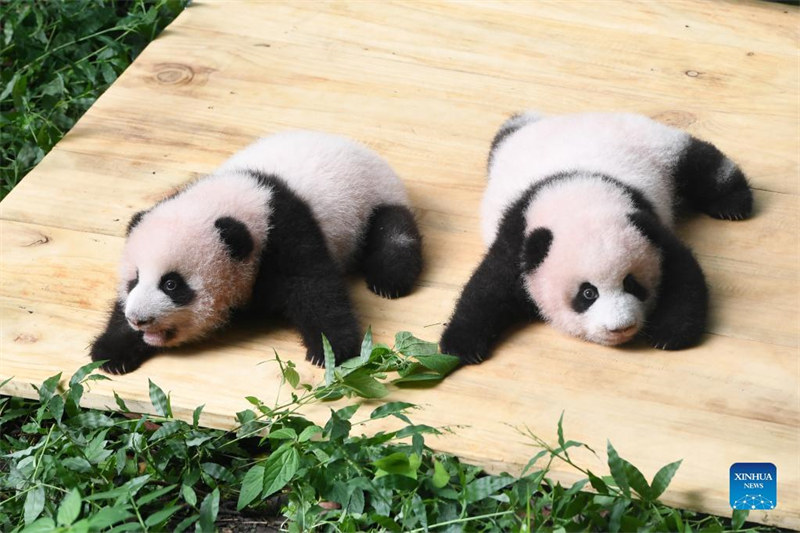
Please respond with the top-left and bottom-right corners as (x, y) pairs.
(360, 326), (373, 361)
(650, 459), (683, 500)
(606, 441), (630, 498)
(198, 487), (219, 532)
(323, 334), (335, 386)
(148, 379), (171, 417)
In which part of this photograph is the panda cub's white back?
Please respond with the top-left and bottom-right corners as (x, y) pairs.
(218, 130), (409, 268)
(483, 112), (689, 245)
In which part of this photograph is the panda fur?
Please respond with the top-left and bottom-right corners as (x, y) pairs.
(91, 130), (423, 374)
(440, 111), (753, 365)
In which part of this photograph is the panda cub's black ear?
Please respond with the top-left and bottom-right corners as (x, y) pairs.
(521, 228), (553, 272)
(126, 210), (148, 236)
(214, 216), (254, 261)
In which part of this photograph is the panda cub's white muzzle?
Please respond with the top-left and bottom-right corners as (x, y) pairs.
(585, 291), (644, 345)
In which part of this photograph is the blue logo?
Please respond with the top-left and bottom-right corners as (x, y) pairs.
(730, 463), (776, 510)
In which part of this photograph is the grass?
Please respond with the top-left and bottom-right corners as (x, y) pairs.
(0, 331), (772, 532)
(0, 0), (188, 200)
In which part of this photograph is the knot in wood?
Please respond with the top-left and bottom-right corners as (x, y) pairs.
(651, 110), (697, 129)
(156, 63), (195, 85)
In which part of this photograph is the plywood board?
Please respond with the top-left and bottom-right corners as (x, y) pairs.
(1, 0), (797, 527)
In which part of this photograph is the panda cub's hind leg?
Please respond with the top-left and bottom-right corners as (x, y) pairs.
(673, 137), (754, 221)
(361, 204), (422, 299)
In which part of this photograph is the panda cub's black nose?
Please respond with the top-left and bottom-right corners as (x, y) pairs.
(131, 317), (155, 327)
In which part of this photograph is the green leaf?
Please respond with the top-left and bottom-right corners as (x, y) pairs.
(198, 487), (219, 533)
(649, 459), (683, 500)
(608, 497), (629, 533)
(202, 462), (235, 483)
(69, 360), (106, 387)
(323, 334), (335, 385)
(144, 505), (181, 527)
(113, 391), (130, 412)
(432, 458), (449, 488)
(392, 370), (445, 386)
(62, 456), (92, 473)
(72, 412), (115, 428)
(181, 484), (197, 507)
(521, 449), (549, 477)
(587, 470), (610, 495)
(395, 331), (439, 357)
(370, 401), (415, 423)
(47, 394), (64, 422)
(37, 372), (61, 404)
(87, 507), (133, 530)
(557, 411), (567, 456)
(621, 457), (652, 500)
(269, 427), (297, 440)
(262, 444), (299, 498)
(150, 421), (182, 441)
(606, 441), (630, 498)
(463, 474), (516, 504)
(325, 409), (352, 441)
(24, 486), (45, 525)
(0, 72), (20, 102)
(731, 509), (749, 530)
(374, 452), (418, 480)
(136, 484), (179, 506)
(192, 404), (204, 428)
(284, 365), (300, 389)
(148, 379), (171, 417)
(237, 465), (265, 510)
(20, 517), (55, 533)
(298, 424), (322, 442)
(343, 368), (389, 398)
(360, 326), (374, 361)
(414, 354), (460, 375)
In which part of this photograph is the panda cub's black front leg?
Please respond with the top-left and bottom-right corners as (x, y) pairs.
(280, 273), (362, 366)
(440, 239), (536, 365)
(90, 300), (159, 374)
(628, 211), (708, 350)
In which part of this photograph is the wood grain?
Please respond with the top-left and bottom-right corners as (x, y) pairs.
(1, 0), (797, 527)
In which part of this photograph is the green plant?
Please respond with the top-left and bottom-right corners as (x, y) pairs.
(0, 332), (771, 532)
(0, 0), (188, 200)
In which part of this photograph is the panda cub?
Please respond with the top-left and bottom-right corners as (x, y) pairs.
(91, 131), (422, 374)
(441, 111), (753, 364)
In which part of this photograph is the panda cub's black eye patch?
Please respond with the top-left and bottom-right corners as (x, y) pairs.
(159, 272), (195, 306)
(572, 282), (599, 313)
(623, 274), (649, 301)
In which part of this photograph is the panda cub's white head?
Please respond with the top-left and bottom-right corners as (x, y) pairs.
(119, 172), (271, 347)
(521, 175), (661, 346)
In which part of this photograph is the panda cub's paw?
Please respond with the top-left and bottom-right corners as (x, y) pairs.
(643, 318), (705, 351)
(703, 184), (754, 221)
(439, 328), (490, 366)
(305, 330), (362, 367)
(90, 302), (159, 375)
(90, 335), (156, 375)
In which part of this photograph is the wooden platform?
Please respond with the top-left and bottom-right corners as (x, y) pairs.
(1, 0), (797, 527)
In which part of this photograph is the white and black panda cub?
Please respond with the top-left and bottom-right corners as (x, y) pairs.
(441, 111), (753, 364)
(90, 130), (422, 374)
